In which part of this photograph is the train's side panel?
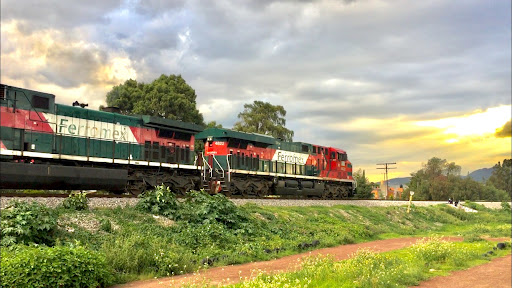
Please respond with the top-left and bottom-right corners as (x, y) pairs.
(0, 84), (202, 192)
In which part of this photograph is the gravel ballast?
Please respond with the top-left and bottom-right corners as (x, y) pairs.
(0, 197), (507, 210)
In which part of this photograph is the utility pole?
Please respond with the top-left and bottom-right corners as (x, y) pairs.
(377, 162), (396, 199)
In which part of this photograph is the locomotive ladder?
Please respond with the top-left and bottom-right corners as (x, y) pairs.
(201, 153), (231, 194)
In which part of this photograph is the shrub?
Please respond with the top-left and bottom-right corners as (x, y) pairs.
(409, 237), (453, 264)
(501, 201), (511, 211)
(136, 185), (179, 218)
(176, 190), (253, 232)
(1, 244), (113, 288)
(1, 200), (57, 246)
(99, 218), (113, 233)
(62, 191), (89, 210)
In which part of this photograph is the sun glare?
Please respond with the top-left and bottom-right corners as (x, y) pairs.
(416, 105), (511, 137)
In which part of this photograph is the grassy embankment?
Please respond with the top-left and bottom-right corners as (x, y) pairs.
(1, 187), (511, 287)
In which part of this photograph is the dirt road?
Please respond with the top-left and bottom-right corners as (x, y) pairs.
(113, 236), (484, 288)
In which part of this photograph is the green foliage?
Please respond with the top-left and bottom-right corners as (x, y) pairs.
(101, 233), (194, 277)
(62, 191), (89, 210)
(486, 159), (511, 195)
(233, 100), (294, 141)
(136, 185), (179, 218)
(176, 190), (254, 232)
(501, 201), (511, 210)
(407, 157), (510, 201)
(1, 244), (113, 288)
(99, 218), (113, 233)
(409, 237), (453, 264)
(353, 169), (374, 199)
(463, 201), (488, 211)
(1, 200), (57, 246)
(106, 75), (204, 125)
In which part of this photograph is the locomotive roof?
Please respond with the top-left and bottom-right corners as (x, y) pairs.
(195, 128), (277, 145)
(141, 115), (204, 133)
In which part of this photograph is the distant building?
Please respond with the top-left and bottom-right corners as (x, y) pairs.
(371, 181), (405, 199)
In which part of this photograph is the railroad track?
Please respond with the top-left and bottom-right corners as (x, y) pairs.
(1, 192), (506, 209)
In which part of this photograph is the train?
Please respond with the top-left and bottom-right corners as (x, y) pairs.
(0, 84), (356, 198)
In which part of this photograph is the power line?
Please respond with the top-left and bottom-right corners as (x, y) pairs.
(377, 162), (397, 199)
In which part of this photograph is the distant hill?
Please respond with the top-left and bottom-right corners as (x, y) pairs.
(375, 167), (494, 187)
(465, 167), (494, 182)
(373, 177), (411, 187)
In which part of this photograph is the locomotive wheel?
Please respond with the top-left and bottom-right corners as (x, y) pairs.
(126, 181), (148, 196)
(241, 186), (251, 198)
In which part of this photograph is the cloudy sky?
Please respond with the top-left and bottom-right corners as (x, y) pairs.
(2, 0), (510, 182)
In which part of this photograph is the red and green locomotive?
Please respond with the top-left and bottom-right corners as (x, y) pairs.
(196, 128), (355, 198)
(0, 84), (202, 194)
(0, 84), (355, 198)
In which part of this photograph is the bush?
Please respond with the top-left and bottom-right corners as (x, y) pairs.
(136, 185), (179, 218)
(1, 200), (57, 246)
(177, 190), (254, 232)
(501, 201), (511, 211)
(1, 244), (113, 288)
(62, 191), (89, 210)
(409, 237), (454, 264)
(99, 218), (113, 233)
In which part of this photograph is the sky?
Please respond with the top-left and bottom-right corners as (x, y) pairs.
(1, 0), (511, 182)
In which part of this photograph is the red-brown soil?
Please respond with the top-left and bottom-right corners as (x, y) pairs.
(111, 237), (510, 288)
(411, 254), (511, 288)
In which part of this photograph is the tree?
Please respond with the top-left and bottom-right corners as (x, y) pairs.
(487, 159), (512, 194)
(106, 79), (144, 115)
(406, 157), (510, 201)
(233, 101), (294, 141)
(105, 75), (204, 125)
(353, 169), (374, 199)
(407, 157), (461, 200)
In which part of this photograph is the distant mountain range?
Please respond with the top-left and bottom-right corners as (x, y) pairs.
(379, 167), (494, 187)
(465, 167), (494, 182)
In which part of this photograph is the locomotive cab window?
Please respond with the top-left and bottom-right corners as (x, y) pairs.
(302, 145), (309, 153)
(32, 95), (50, 110)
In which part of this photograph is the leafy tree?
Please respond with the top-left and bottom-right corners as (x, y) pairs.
(233, 101), (294, 141)
(106, 79), (144, 115)
(408, 157), (461, 200)
(353, 169), (373, 199)
(205, 121), (223, 129)
(487, 159), (512, 194)
(106, 75), (204, 125)
(407, 157), (510, 201)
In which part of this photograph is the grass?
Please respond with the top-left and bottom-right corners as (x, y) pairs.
(4, 191), (510, 286)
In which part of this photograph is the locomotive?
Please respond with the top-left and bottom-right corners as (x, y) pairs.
(0, 84), (355, 198)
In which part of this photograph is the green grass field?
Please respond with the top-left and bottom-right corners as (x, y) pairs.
(1, 190), (511, 287)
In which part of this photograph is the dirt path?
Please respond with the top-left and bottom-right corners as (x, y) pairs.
(113, 237), (467, 288)
(411, 254), (511, 288)
(112, 237), (511, 288)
